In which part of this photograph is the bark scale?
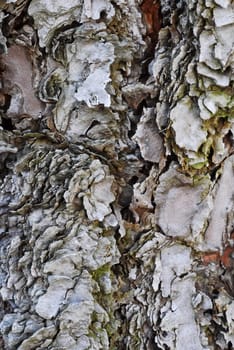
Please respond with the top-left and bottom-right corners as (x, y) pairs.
(0, 0), (233, 349)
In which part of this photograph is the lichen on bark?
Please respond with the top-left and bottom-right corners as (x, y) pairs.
(0, 0), (234, 349)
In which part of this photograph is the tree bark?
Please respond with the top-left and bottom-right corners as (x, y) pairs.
(0, 0), (234, 349)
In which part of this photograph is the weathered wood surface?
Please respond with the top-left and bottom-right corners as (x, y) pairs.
(0, 0), (234, 349)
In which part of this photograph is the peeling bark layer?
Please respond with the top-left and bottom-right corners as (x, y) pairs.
(0, 0), (234, 349)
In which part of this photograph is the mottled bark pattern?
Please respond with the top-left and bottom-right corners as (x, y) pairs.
(0, 0), (234, 349)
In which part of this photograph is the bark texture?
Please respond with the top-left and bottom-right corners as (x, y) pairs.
(0, 0), (234, 349)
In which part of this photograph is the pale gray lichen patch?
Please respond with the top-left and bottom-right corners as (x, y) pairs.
(160, 245), (192, 298)
(81, 0), (115, 22)
(75, 66), (112, 108)
(0, 147), (120, 348)
(171, 96), (207, 153)
(28, 0), (82, 47)
(205, 155), (234, 249)
(1, 0), (234, 349)
(73, 41), (115, 108)
(161, 276), (204, 350)
(225, 301), (234, 345)
(199, 91), (231, 120)
(0, 12), (7, 54)
(18, 325), (57, 350)
(215, 24), (234, 67)
(133, 107), (164, 163)
(199, 31), (220, 70)
(64, 159), (115, 222)
(213, 4), (234, 27)
(155, 165), (211, 238)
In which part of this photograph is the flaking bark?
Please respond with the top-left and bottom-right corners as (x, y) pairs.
(0, 1), (234, 349)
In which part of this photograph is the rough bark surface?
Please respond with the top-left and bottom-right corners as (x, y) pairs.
(0, 0), (234, 349)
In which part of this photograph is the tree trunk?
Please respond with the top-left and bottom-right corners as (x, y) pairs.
(0, 0), (234, 349)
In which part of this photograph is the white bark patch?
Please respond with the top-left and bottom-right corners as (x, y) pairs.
(65, 270), (94, 305)
(213, 5), (234, 27)
(65, 104), (118, 143)
(214, 0), (230, 8)
(43, 252), (82, 277)
(200, 91), (231, 117)
(197, 63), (230, 87)
(81, 0), (115, 21)
(18, 326), (57, 350)
(28, 0), (82, 47)
(155, 245), (204, 349)
(155, 166), (211, 238)
(161, 277), (203, 350)
(130, 167), (157, 223)
(35, 276), (74, 319)
(64, 159), (115, 222)
(134, 107), (164, 163)
(199, 31), (219, 70)
(205, 155), (234, 249)
(75, 66), (111, 107)
(215, 24), (234, 67)
(160, 245), (191, 298)
(225, 301), (234, 344)
(159, 186), (199, 236)
(74, 41), (114, 108)
(2, 0), (234, 348)
(53, 332), (77, 348)
(59, 301), (94, 337)
(171, 96), (207, 152)
(52, 36), (115, 134)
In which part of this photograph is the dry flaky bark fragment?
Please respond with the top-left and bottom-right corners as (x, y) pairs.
(134, 107), (164, 163)
(116, 0), (234, 348)
(0, 2), (146, 348)
(1, 45), (43, 118)
(205, 155), (234, 249)
(155, 164), (211, 239)
(0, 147), (121, 349)
(1, 0), (234, 349)
(171, 96), (207, 152)
(28, 0), (83, 48)
(17, 326), (57, 350)
(0, 12), (7, 54)
(64, 159), (116, 223)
